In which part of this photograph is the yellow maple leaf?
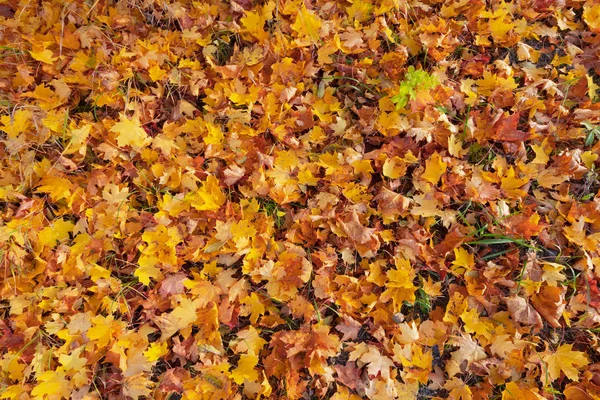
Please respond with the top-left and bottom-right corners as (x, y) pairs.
(421, 276), (442, 297)
(451, 247), (474, 275)
(241, 11), (269, 43)
(480, 4), (515, 42)
(38, 219), (74, 248)
(394, 343), (433, 378)
(186, 175), (226, 211)
(89, 264), (110, 282)
(582, 150), (599, 170)
(171, 297), (199, 330)
(460, 308), (494, 341)
(444, 377), (473, 400)
(291, 5), (322, 43)
(36, 177), (73, 202)
(381, 258), (416, 312)
(240, 293), (266, 324)
(58, 347), (87, 371)
(587, 73), (600, 101)
(0, 354), (26, 381)
(583, 3), (600, 33)
(232, 326), (267, 355)
(0, 385), (26, 400)
(204, 122), (224, 146)
(383, 156), (406, 179)
(421, 152), (447, 185)
(500, 167), (529, 197)
(135, 255), (161, 286)
(87, 314), (120, 348)
(144, 342), (169, 362)
(230, 219), (257, 250)
(543, 344), (589, 383)
(502, 382), (545, 400)
(460, 79), (478, 106)
(346, 1), (372, 23)
(541, 262), (567, 286)
(231, 354), (259, 384)
(110, 113), (151, 150)
(0, 109), (31, 138)
(31, 371), (70, 399)
(297, 167), (320, 186)
(148, 64), (167, 81)
(62, 124), (91, 156)
(29, 48), (58, 65)
(102, 183), (130, 204)
(448, 134), (465, 157)
(530, 139), (551, 165)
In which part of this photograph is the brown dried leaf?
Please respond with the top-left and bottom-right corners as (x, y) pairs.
(505, 296), (543, 329)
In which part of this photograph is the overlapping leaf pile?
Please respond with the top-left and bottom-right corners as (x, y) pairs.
(1, 0), (600, 399)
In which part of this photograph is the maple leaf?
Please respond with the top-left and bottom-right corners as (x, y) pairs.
(231, 326), (267, 355)
(502, 382), (545, 400)
(62, 124), (91, 156)
(87, 315), (119, 347)
(358, 345), (395, 380)
(447, 334), (487, 377)
(583, 3), (600, 33)
(540, 262), (566, 286)
(451, 247), (474, 275)
(460, 308), (495, 341)
(240, 292), (266, 324)
(290, 4), (322, 43)
(505, 296), (543, 329)
(29, 47), (58, 65)
(264, 249), (312, 302)
(36, 178), (73, 202)
(543, 344), (589, 383)
(444, 376), (472, 400)
(490, 333), (527, 359)
(531, 285), (566, 328)
(170, 297), (200, 331)
(241, 10), (269, 43)
(159, 273), (187, 297)
(123, 373), (155, 399)
(186, 175), (226, 211)
(31, 371), (70, 399)
(110, 113), (152, 150)
(381, 257), (417, 313)
(231, 354), (259, 384)
(144, 342), (169, 362)
(383, 156), (406, 179)
(530, 139), (551, 165)
(38, 219), (74, 248)
(58, 346), (87, 371)
(102, 183), (130, 204)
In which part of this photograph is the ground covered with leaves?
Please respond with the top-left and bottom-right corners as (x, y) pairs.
(1, 0), (600, 399)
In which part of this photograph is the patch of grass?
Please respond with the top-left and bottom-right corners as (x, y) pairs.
(467, 234), (541, 252)
(401, 287), (432, 320)
(391, 66), (439, 109)
(212, 31), (237, 66)
(413, 288), (431, 316)
(0, 45), (24, 58)
(563, 264), (582, 301)
(258, 198), (285, 229)
(467, 142), (495, 168)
